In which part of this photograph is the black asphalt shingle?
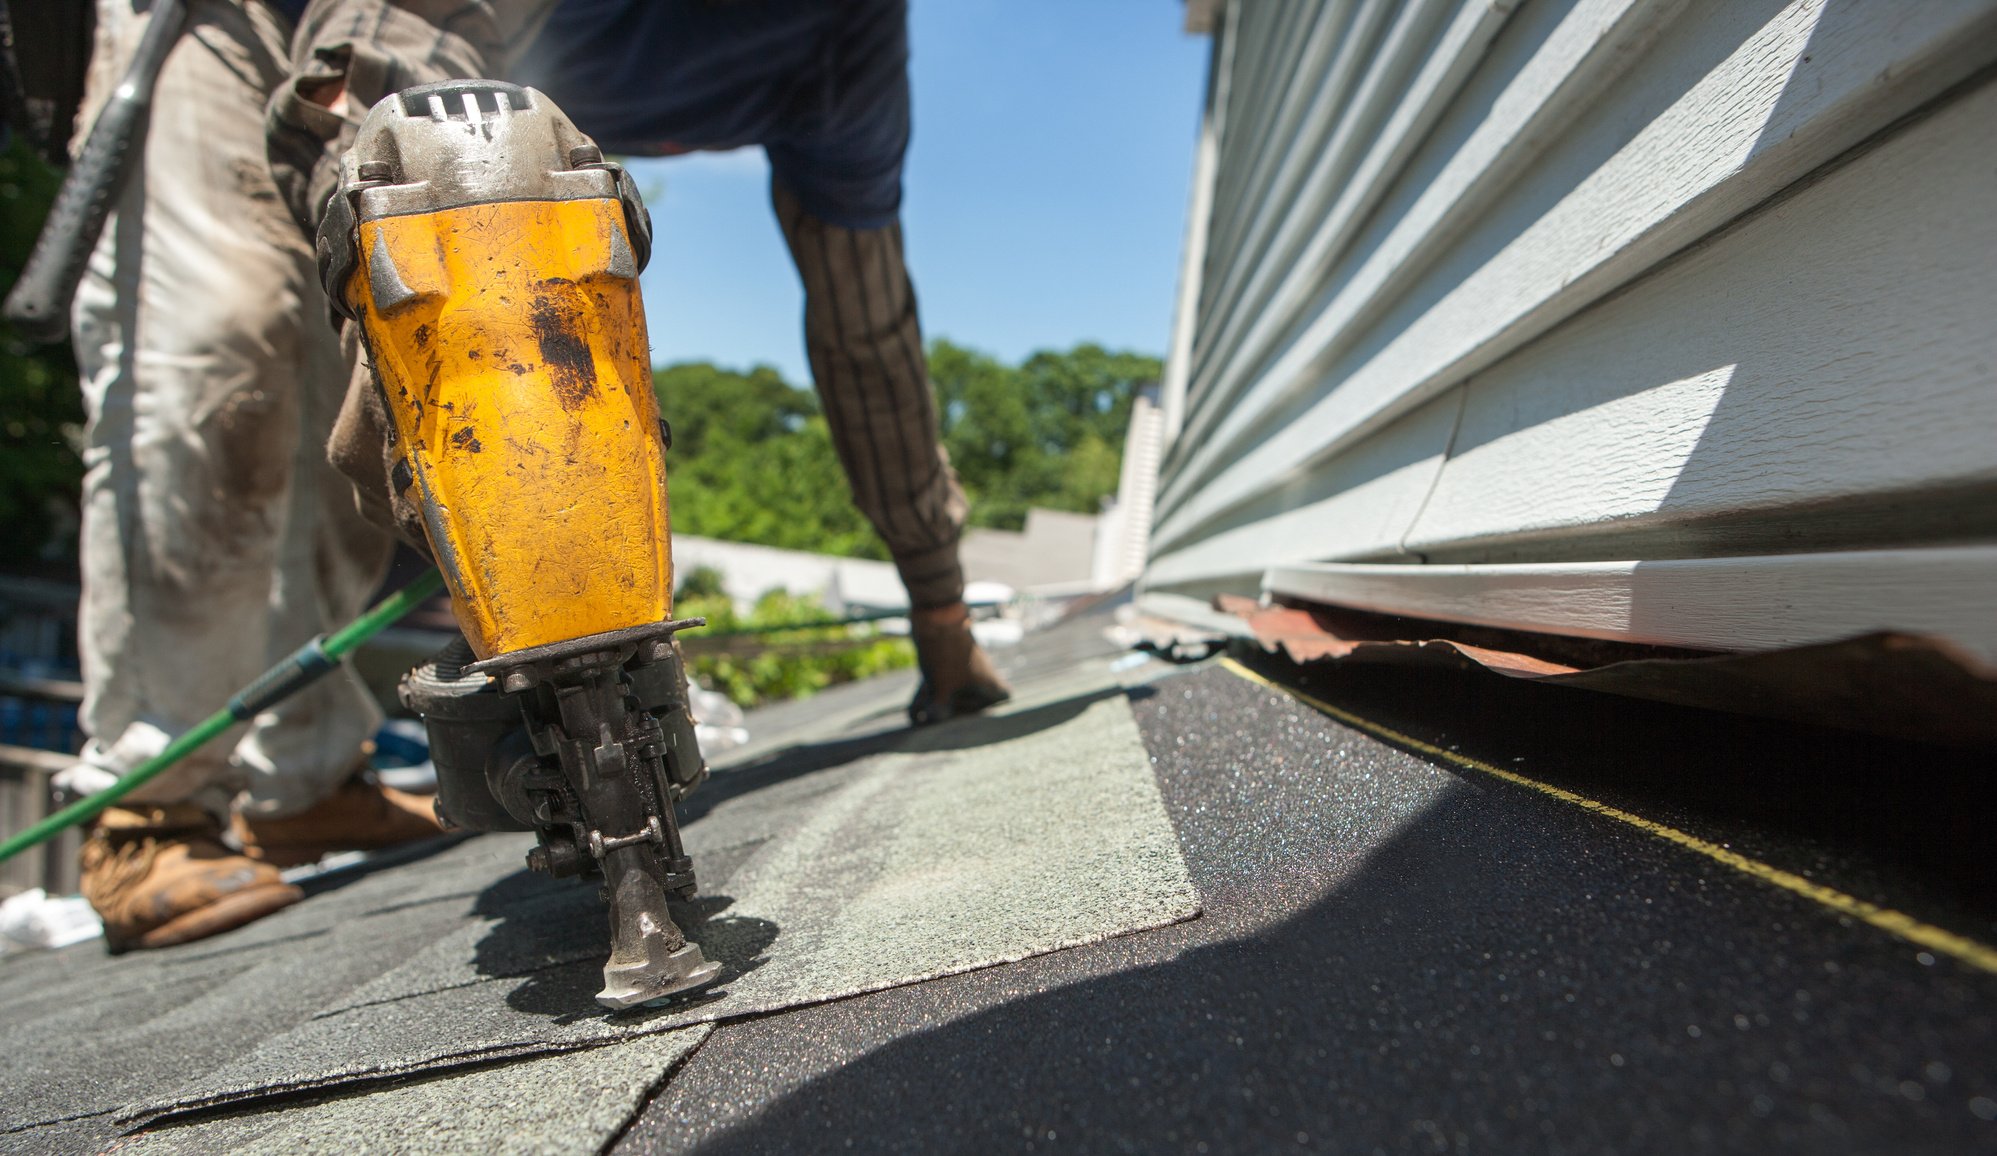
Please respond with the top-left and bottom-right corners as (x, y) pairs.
(3, 613), (1195, 1154)
(7, 612), (1993, 1155)
(621, 663), (1997, 1155)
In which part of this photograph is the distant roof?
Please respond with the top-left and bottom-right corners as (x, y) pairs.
(672, 535), (906, 613)
(959, 507), (1100, 594)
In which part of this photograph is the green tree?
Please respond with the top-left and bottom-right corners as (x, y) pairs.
(0, 137), (83, 561)
(673, 563), (728, 601)
(656, 342), (1161, 555)
(929, 339), (1160, 531)
(653, 361), (887, 559)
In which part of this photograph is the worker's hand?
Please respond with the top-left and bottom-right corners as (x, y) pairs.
(265, 54), (360, 239)
(298, 75), (351, 116)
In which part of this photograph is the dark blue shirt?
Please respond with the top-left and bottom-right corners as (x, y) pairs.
(513, 0), (910, 230)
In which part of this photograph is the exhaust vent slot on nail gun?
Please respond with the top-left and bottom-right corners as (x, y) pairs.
(400, 81), (531, 122)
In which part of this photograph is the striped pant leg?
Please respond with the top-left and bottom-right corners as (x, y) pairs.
(774, 181), (968, 611)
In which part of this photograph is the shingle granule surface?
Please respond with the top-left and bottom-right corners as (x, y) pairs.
(620, 663), (1997, 1155)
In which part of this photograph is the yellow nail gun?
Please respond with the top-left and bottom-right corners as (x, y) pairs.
(317, 80), (719, 1009)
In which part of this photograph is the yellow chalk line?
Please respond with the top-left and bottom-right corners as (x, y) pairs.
(1217, 656), (1997, 975)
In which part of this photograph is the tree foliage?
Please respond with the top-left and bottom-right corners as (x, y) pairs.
(674, 585), (914, 708)
(653, 340), (1160, 557)
(0, 137), (84, 561)
(653, 361), (887, 559)
(931, 339), (1161, 532)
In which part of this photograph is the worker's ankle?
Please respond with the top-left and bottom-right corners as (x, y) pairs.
(910, 601), (970, 629)
(93, 801), (219, 835)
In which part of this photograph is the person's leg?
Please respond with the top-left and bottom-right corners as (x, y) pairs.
(772, 184), (967, 607)
(230, 244), (396, 820)
(772, 184), (1009, 722)
(226, 214), (446, 865)
(71, 0), (324, 809)
(69, 0), (321, 947)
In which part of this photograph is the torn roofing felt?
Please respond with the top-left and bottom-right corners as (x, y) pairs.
(35, 655), (1196, 1127)
(1216, 595), (1997, 747)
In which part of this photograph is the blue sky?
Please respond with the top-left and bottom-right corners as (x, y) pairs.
(625, 1), (1209, 384)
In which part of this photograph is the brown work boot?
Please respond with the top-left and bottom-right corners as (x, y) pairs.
(907, 602), (1013, 726)
(236, 774), (446, 869)
(80, 804), (302, 953)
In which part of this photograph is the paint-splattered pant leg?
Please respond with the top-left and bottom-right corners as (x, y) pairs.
(774, 183), (969, 610)
(65, 0), (394, 818)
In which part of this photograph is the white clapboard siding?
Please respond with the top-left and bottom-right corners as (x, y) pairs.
(1144, 0), (1997, 656)
(1407, 83), (1997, 560)
(1145, 387), (1459, 593)
(1163, 0), (1657, 491)
(1191, 0), (1464, 360)
(1152, 0), (1997, 555)
(1181, 0), (1516, 457)
(1195, 0), (1354, 302)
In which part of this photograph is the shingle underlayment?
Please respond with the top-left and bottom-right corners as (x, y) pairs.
(0, 635), (1195, 1153)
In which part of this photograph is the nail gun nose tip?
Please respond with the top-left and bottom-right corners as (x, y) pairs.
(596, 943), (724, 1011)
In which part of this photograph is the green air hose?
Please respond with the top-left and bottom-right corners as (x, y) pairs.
(0, 568), (446, 865)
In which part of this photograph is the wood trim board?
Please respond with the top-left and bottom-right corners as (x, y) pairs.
(1261, 547), (1997, 663)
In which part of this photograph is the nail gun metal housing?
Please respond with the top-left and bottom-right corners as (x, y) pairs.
(323, 81), (719, 1009)
(319, 79), (665, 658)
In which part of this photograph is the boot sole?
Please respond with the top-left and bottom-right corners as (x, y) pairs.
(908, 683), (1013, 726)
(126, 883), (305, 951)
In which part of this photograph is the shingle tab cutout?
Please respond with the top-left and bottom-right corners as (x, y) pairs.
(120, 667), (1196, 1123)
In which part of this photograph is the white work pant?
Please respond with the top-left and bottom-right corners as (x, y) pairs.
(63, 0), (393, 818)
